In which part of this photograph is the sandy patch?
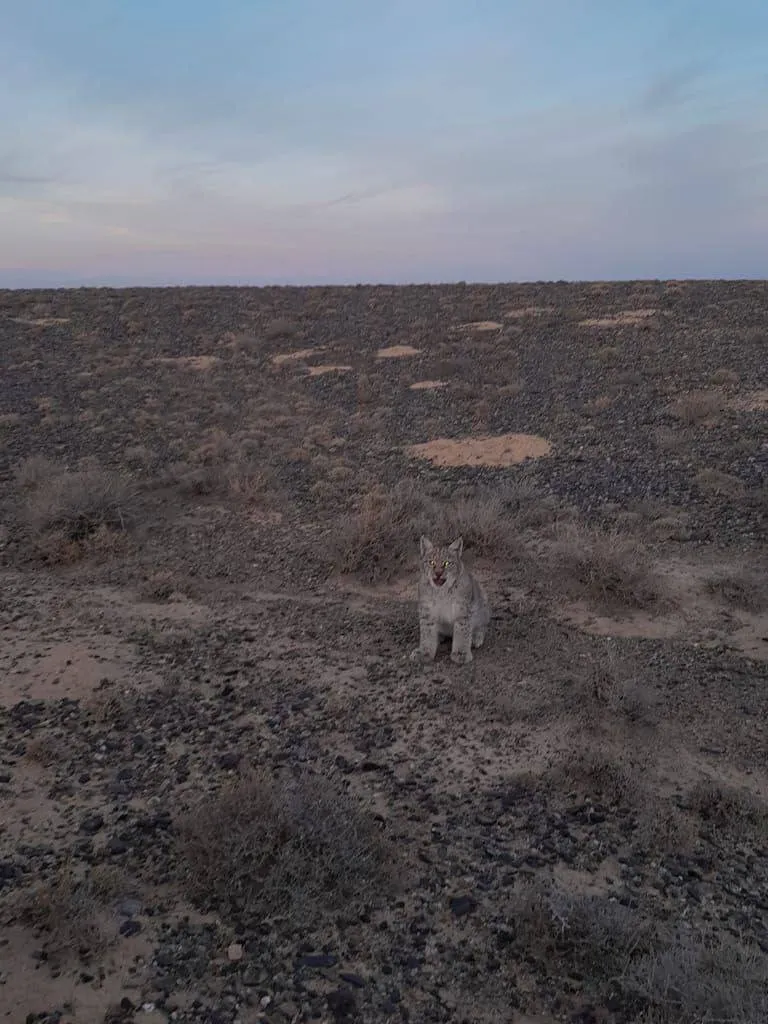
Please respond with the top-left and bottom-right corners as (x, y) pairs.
(504, 307), (554, 318)
(2, 924), (154, 1024)
(156, 355), (218, 371)
(579, 309), (657, 327)
(0, 636), (135, 707)
(271, 347), (322, 366)
(449, 321), (502, 332)
(376, 344), (421, 358)
(729, 389), (768, 412)
(306, 364), (353, 377)
(409, 380), (449, 391)
(407, 432), (552, 467)
(10, 317), (71, 326)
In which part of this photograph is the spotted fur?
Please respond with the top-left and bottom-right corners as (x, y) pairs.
(410, 535), (490, 665)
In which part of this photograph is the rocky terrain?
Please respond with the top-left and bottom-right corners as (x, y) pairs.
(0, 280), (766, 1024)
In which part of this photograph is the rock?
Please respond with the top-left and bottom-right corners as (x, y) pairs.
(339, 971), (365, 988)
(327, 987), (356, 1020)
(105, 836), (128, 855)
(79, 813), (105, 835)
(227, 942), (244, 962)
(297, 953), (337, 968)
(449, 895), (477, 917)
(119, 919), (142, 937)
(118, 898), (143, 917)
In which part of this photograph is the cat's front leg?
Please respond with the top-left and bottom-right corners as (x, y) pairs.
(450, 616), (473, 665)
(411, 613), (439, 663)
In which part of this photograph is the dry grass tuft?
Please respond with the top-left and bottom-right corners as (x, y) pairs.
(667, 390), (724, 425)
(508, 881), (768, 1022)
(694, 468), (746, 497)
(263, 318), (299, 340)
(625, 931), (768, 1024)
(553, 747), (645, 806)
(334, 480), (526, 582)
(710, 367), (739, 385)
(686, 780), (768, 839)
(162, 436), (274, 502)
(704, 569), (768, 613)
(13, 457), (138, 555)
(176, 769), (398, 925)
(13, 862), (128, 956)
(548, 523), (667, 612)
(510, 881), (655, 979)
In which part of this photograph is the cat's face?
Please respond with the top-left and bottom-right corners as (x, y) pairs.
(419, 536), (464, 589)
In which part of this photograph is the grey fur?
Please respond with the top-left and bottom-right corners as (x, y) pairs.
(410, 535), (491, 665)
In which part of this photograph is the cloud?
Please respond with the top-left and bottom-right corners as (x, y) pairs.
(1, 2), (767, 283)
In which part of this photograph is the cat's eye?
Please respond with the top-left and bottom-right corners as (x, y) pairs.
(443, 560), (450, 567)
(429, 559), (436, 567)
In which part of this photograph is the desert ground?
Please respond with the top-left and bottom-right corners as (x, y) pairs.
(0, 280), (766, 1024)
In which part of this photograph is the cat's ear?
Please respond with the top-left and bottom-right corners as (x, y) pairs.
(420, 536), (434, 556)
(449, 536), (464, 557)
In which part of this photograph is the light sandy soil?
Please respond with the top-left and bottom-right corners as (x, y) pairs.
(407, 433), (553, 466)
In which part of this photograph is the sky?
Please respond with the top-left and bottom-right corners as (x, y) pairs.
(1, 0), (767, 286)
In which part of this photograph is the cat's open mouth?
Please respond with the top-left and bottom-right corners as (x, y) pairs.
(432, 576), (446, 587)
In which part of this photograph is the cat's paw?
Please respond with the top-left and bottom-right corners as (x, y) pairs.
(450, 649), (472, 666)
(410, 647), (434, 663)
(472, 631), (486, 649)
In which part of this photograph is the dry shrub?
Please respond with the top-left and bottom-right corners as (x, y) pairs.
(176, 770), (398, 925)
(138, 570), (177, 603)
(553, 747), (645, 807)
(442, 490), (523, 558)
(580, 646), (656, 726)
(549, 523), (666, 611)
(163, 457), (272, 502)
(263, 318), (298, 340)
(704, 569), (768, 613)
(356, 374), (377, 405)
(333, 480), (428, 581)
(593, 344), (620, 363)
(667, 390), (723, 425)
(694, 468), (746, 497)
(652, 426), (687, 451)
(508, 883), (768, 1023)
(334, 479), (526, 582)
(625, 931), (768, 1024)
(584, 394), (614, 416)
(710, 367), (739, 385)
(686, 780), (768, 839)
(510, 881), (654, 978)
(14, 457), (138, 548)
(12, 862), (127, 956)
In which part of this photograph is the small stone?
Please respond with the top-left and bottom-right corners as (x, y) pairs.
(339, 972), (365, 988)
(227, 942), (244, 962)
(449, 894), (477, 917)
(219, 752), (241, 771)
(298, 952), (338, 968)
(118, 898), (143, 917)
(327, 987), (356, 1019)
(120, 919), (142, 937)
(79, 813), (105, 835)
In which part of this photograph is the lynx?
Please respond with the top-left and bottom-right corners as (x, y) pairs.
(410, 535), (490, 665)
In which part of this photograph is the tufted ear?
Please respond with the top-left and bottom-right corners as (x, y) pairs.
(419, 536), (434, 557)
(449, 536), (464, 557)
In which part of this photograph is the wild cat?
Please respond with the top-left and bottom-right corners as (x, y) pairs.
(410, 536), (491, 665)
